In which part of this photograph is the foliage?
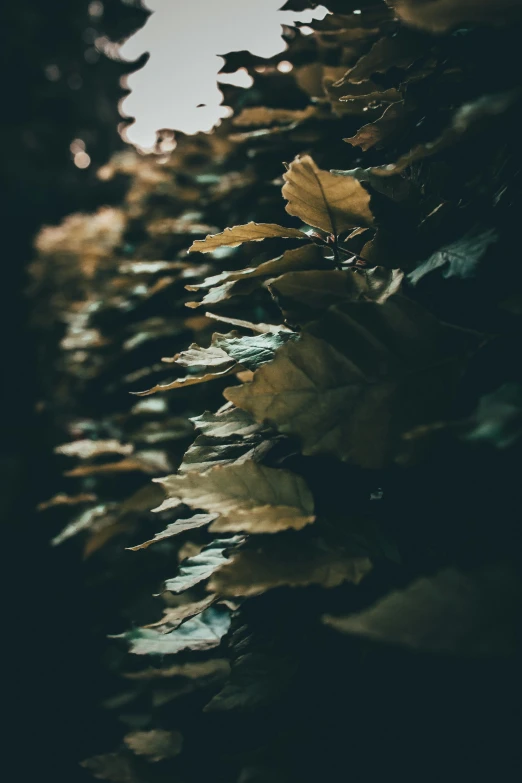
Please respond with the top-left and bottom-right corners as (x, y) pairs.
(32, 2), (522, 781)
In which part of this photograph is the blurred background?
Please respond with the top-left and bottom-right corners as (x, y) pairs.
(0, 1), (324, 779)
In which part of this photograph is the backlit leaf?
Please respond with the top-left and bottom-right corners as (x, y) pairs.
(188, 222), (308, 254)
(282, 155), (374, 235)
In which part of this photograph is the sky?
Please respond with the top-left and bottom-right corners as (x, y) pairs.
(118, 0), (327, 149)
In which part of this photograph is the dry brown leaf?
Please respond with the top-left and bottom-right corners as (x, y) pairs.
(124, 659), (230, 681)
(164, 538), (243, 593)
(232, 105), (317, 127)
(188, 222), (308, 254)
(337, 30), (427, 86)
(186, 244), (328, 292)
(205, 312), (288, 334)
(226, 297), (475, 468)
(209, 537), (372, 597)
(324, 564), (521, 655)
(282, 155), (374, 235)
(268, 267), (403, 320)
(64, 451), (170, 476)
(132, 333), (239, 396)
(155, 461), (315, 534)
(344, 101), (407, 151)
(389, 0), (522, 32)
(124, 729), (183, 762)
(142, 595), (217, 631)
(339, 88), (402, 113)
(81, 753), (138, 783)
(127, 513), (218, 551)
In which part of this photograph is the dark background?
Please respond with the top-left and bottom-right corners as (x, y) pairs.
(0, 2), (146, 778)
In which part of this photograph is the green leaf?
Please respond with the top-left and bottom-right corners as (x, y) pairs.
(408, 230), (497, 284)
(156, 461), (315, 534)
(117, 607), (232, 655)
(164, 537), (243, 593)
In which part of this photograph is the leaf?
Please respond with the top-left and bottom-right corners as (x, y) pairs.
(389, 0), (522, 33)
(55, 439), (134, 459)
(186, 245), (328, 292)
(51, 503), (116, 546)
(184, 277), (261, 309)
(373, 92), (518, 177)
(64, 452), (170, 475)
(155, 461), (315, 534)
(143, 595), (216, 631)
(124, 659), (230, 681)
(188, 222), (308, 254)
(226, 297), (475, 468)
(164, 537), (243, 593)
(465, 384), (522, 449)
(213, 331), (298, 371)
(191, 407), (263, 440)
(293, 63), (349, 99)
(178, 408), (268, 474)
(324, 564), (521, 656)
(131, 334), (238, 396)
(408, 229), (497, 284)
(344, 101), (407, 151)
(205, 312), (289, 334)
(335, 29), (427, 86)
(339, 87), (402, 113)
(282, 155), (374, 235)
(124, 730), (183, 762)
(331, 166), (413, 201)
(268, 267), (403, 321)
(232, 105), (317, 127)
(38, 492), (97, 511)
(205, 652), (296, 712)
(127, 514), (219, 551)
(117, 607), (231, 655)
(209, 535), (372, 597)
(81, 754), (139, 783)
